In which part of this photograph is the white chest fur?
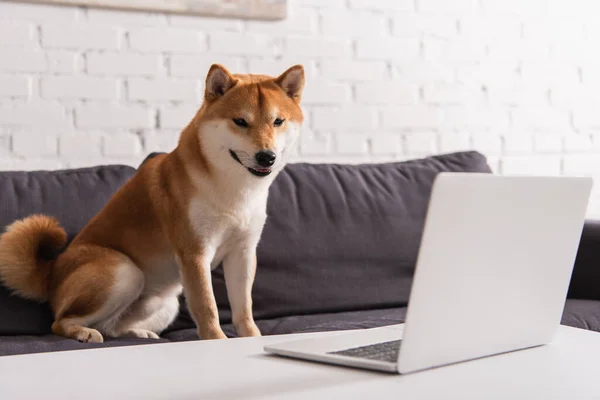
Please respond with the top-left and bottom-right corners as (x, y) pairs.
(188, 188), (268, 269)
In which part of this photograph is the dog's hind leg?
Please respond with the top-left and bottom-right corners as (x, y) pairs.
(50, 251), (144, 343)
(111, 294), (180, 339)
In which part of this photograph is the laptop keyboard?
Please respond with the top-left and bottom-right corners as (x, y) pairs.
(329, 340), (401, 363)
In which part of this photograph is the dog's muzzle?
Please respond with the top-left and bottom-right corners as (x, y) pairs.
(230, 150), (272, 177)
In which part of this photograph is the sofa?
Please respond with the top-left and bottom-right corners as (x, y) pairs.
(1, 150), (599, 357)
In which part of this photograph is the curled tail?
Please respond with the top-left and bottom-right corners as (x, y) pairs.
(0, 215), (67, 301)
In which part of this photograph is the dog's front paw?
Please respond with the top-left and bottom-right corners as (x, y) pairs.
(235, 321), (261, 337)
(197, 327), (228, 340)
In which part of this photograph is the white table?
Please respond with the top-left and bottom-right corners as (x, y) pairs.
(1, 325), (599, 399)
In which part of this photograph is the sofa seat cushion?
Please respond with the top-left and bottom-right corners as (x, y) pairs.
(163, 307), (408, 342)
(0, 334), (169, 357)
(561, 299), (600, 332)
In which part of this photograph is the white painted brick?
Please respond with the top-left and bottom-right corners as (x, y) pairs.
(564, 135), (594, 153)
(0, 21), (36, 48)
(87, 53), (162, 76)
(370, 135), (402, 155)
(533, 134), (563, 153)
(423, 83), (482, 104)
(525, 18), (585, 44)
(486, 82), (548, 106)
(42, 25), (120, 50)
(503, 135), (533, 154)
(521, 62), (579, 86)
(547, 0), (598, 17)
(292, 154), (373, 164)
(487, 38), (549, 61)
(335, 134), (369, 155)
(160, 106), (198, 129)
(563, 154), (600, 175)
(460, 16), (522, 41)
(59, 134), (102, 157)
(472, 134), (502, 155)
(103, 133), (142, 157)
(169, 15), (242, 31)
(321, 10), (387, 37)
(320, 60), (387, 81)
(356, 38), (420, 61)
(439, 133), (471, 153)
(302, 81), (351, 105)
(441, 106), (510, 130)
(423, 37), (486, 61)
(247, 58), (315, 79)
(295, 0), (346, 8)
(12, 132), (57, 157)
(0, 2), (79, 22)
(143, 131), (180, 153)
(356, 82), (419, 105)
(581, 65), (600, 86)
(418, 0), (479, 14)
(41, 76), (119, 100)
(481, 0), (546, 16)
(0, 75), (31, 97)
(394, 63), (455, 84)
(210, 32), (277, 56)
(511, 107), (571, 131)
(573, 107), (600, 129)
(129, 28), (206, 53)
(0, 101), (68, 127)
(404, 132), (438, 155)
(349, 0), (414, 12)
(393, 14), (458, 38)
(383, 107), (444, 129)
(172, 55), (244, 78)
(46, 51), (78, 73)
(0, 50), (46, 72)
(286, 36), (351, 58)
(300, 131), (333, 155)
(127, 78), (198, 102)
(0, 134), (10, 157)
(502, 155), (562, 176)
(0, 158), (64, 171)
(552, 38), (592, 62)
(88, 9), (168, 26)
(76, 105), (154, 129)
(247, 8), (317, 35)
(312, 106), (378, 132)
(455, 61), (518, 86)
(63, 156), (142, 169)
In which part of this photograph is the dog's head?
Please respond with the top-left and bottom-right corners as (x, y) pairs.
(195, 64), (305, 180)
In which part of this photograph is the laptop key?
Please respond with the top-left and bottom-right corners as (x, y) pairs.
(329, 340), (401, 363)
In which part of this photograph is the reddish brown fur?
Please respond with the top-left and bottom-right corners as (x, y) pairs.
(0, 64), (305, 343)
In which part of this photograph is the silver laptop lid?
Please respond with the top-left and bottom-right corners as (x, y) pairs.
(398, 173), (592, 374)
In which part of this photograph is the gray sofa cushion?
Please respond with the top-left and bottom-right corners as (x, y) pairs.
(561, 299), (600, 331)
(0, 165), (136, 335)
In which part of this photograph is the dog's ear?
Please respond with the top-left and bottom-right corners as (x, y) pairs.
(205, 64), (237, 101)
(275, 65), (305, 103)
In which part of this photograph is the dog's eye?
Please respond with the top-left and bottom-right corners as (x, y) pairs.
(233, 118), (248, 128)
(274, 118), (285, 127)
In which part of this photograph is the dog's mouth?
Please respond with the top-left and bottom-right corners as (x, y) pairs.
(229, 150), (272, 177)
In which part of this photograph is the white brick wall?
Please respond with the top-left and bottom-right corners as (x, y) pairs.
(0, 0), (599, 216)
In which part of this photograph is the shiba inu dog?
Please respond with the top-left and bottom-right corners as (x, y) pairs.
(0, 64), (305, 342)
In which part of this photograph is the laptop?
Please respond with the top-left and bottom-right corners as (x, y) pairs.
(264, 173), (593, 374)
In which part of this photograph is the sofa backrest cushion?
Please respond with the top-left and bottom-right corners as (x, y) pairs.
(210, 151), (493, 322)
(0, 165), (136, 335)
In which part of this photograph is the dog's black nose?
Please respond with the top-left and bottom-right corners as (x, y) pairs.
(255, 150), (276, 167)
